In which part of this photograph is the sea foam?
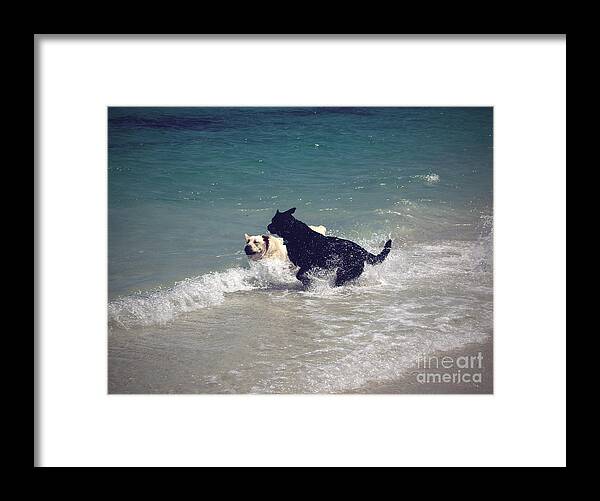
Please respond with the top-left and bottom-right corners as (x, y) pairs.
(412, 173), (440, 184)
(108, 260), (298, 329)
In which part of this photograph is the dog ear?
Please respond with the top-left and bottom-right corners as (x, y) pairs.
(244, 233), (250, 241)
(275, 209), (280, 215)
(285, 207), (296, 215)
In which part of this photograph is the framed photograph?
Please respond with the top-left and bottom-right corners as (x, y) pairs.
(35, 35), (566, 467)
(107, 106), (494, 395)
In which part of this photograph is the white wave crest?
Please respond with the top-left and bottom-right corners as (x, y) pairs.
(413, 173), (440, 184)
(108, 260), (298, 329)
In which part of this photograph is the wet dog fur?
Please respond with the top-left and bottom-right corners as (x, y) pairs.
(267, 208), (392, 287)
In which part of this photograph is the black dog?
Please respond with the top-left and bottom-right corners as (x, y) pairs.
(267, 208), (392, 287)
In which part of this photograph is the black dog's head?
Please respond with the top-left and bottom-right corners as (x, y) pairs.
(267, 208), (296, 238)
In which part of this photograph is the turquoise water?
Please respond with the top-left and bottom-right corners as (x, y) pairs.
(108, 107), (493, 393)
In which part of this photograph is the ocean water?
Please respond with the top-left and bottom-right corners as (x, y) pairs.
(108, 107), (493, 393)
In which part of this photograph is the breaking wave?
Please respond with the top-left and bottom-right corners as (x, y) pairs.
(108, 260), (299, 329)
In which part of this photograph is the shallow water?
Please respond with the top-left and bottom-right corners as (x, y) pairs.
(108, 107), (493, 393)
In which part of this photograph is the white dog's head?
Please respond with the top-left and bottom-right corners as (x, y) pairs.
(244, 233), (271, 261)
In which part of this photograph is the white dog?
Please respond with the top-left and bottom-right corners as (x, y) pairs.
(244, 225), (326, 262)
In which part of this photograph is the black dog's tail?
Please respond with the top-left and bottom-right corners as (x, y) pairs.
(366, 239), (392, 265)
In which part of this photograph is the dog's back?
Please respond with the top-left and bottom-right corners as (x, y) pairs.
(286, 229), (386, 269)
(267, 208), (391, 286)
